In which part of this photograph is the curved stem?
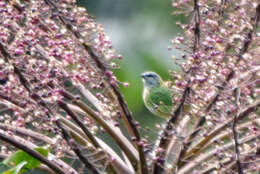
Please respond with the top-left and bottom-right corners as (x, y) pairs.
(178, 133), (260, 174)
(0, 130), (68, 174)
(59, 117), (134, 174)
(0, 123), (54, 144)
(60, 90), (139, 166)
(184, 99), (260, 159)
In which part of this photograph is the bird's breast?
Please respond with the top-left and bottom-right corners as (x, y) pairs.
(142, 88), (149, 100)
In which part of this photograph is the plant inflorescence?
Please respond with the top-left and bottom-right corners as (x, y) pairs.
(0, 0), (259, 174)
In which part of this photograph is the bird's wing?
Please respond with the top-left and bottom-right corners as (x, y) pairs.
(147, 87), (173, 117)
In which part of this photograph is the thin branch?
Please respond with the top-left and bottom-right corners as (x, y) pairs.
(193, 118), (260, 157)
(0, 41), (10, 62)
(0, 42), (53, 119)
(193, 0), (200, 52)
(184, 99), (260, 159)
(232, 88), (243, 174)
(199, 157), (232, 174)
(76, 82), (105, 112)
(152, 87), (190, 174)
(83, 43), (148, 173)
(0, 41), (77, 173)
(176, 4), (260, 169)
(217, 145), (260, 174)
(13, 65), (32, 93)
(178, 132), (260, 174)
(256, 3), (260, 27)
(58, 117), (134, 174)
(184, 117), (206, 146)
(205, 2), (259, 113)
(0, 123), (54, 144)
(57, 100), (100, 148)
(218, 0), (227, 16)
(57, 120), (101, 174)
(60, 90), (139, 166)
(176, 116), (206, 168)
(43, 0), (148, 172)
(1, 12), (136, 173)
(154, 0), (200, 172)
(0, 92), (25, 108)
(0, 130), (67, 174)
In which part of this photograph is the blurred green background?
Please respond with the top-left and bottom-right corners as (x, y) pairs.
(78, 0), (185, 139)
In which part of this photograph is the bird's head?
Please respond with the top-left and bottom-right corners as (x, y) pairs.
(141, 71), (162, 89)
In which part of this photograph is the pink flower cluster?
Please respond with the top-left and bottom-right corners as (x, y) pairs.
(0, 0), (121, 161)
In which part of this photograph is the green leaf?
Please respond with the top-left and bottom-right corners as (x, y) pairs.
(2, 161), (27, 174)
(0, 163), (10, 173)
(3, 147), (49, 172)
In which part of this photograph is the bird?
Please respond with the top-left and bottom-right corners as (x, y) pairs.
(141, 71), (174, 118)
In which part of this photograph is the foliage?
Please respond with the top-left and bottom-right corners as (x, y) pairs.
(0, 0), (259, 174)
(1, 161), (27, 174)
(0, 147), (48, 174)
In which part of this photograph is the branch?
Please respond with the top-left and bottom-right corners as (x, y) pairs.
(58, 115), (134, 174)
(153, 0), (201, 172)
(83, 44), (148, 173)
(43, 0), (148, 172)
(217, 145), (260, 174)
(0, 123), (54, 144)
(178, 132), (260, 174)
(232, 89), (243, 174)
(0, 92), (26, 108)
(60, 90), (139, 166)
(218, 0), (227, 16)
(176, 116), (206, 167)
(57, 120), (101, 174)
(57, 100), (100, 148)
(184, 99), (260, 159)
(193, 0), (200, 52)
(256, 3), (260, 27)
(36, 98), (119, 172)
(195, 118), (260, 157)
(57, 100), (123, 173)
(199, 158), (232, 174)
(0, 41), (78, 173)
(205, 2), (259, 113)
(0, 16), (137, 173)
(152, 87), (190, 174)
(176, 3), (260, 169)
(0, 130), (67, 174)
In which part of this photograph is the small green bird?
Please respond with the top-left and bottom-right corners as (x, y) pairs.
(141, 72), (174, 118)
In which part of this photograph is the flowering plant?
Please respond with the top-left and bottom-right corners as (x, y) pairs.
(0, 0), (259, 174)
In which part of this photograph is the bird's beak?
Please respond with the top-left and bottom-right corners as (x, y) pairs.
(141, 74), (145, 79)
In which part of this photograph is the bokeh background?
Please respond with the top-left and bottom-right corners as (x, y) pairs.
(78, 0), (185, 139)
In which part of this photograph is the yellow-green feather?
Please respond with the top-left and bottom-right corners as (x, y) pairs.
(144, 86), (173, 118)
